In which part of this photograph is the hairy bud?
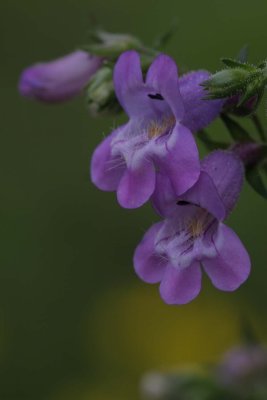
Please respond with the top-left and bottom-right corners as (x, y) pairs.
(86, 65), (121, 116)
(202, 58), (267, 115)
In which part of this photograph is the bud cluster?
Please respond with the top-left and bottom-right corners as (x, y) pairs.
(202, 58), (267, 116)
(86, 65), (121, 115)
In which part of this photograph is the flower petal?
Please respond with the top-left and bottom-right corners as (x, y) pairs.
(203, 223), (251, 291)
(178, 171), (226, 220)
(134, 222), (167, 283)
(117, 159), (156, 208)
(155, 215), (218, 270)
(113, 50), (143, 116)
(146, 54), (184, 121)
(179, 70), (224, 132)
(154, 123), (200, 196)
(91, 129), (125, 191)
(201, 150), (244, 216)
(151, 172), (178, 218)
(159, 262), (202, 305)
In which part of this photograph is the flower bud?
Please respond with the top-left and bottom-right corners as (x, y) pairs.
(85, 30), (143, 59)
(224, 94), (259, 116)
(202, 68), (250, 98)
(231, 142), (267, 167)
(86, 66), (121, 116)
(202, 58), (267, 115)
(19, 50), (103, 103)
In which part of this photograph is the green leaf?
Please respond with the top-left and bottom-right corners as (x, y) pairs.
(221, 114), (254, 142)
(237, 74), (264, 107)
(246, 165), (267, 199)
(251, 114), (267, 142)
(198, 130), (229, 151)
(221, 57), (253, 71)
(153, 19), (178, 50)
(257, 59), (267, 69)
(80, 30), (149, 59)
(240, 317), (259, 345)
(262, 161), (267, 176)
(236, 44), (249, 63)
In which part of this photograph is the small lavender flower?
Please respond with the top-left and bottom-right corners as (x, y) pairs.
(134, 150), (251, 304)
(19, 50), (102, 103)
(217, 345), (267, 390)
(91, 50), (203, 209)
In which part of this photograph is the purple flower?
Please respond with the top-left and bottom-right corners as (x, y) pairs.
(179, 70), (224, 132)
(217, 345), (267, 389)
(19, 50), (102, 103)
(91, 50), (201, 209)
(134, 150), (251, 304)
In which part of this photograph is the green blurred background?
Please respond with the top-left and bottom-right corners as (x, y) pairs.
(1, 0), (267, 398)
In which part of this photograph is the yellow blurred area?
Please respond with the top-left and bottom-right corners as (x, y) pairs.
(90, 283), (243, 371)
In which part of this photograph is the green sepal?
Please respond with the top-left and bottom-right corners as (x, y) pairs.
(86, 65), (121, 116)
(221, 114), (254, 142)
(257, 60), (267, 69)
(236, 44), (249, 63)
(246, 165), (267, 199)
(237, 74), (264, 107)
(251, 114), (267, 142)
(202, 67), (249, 88)
(198, 130), (229, 151)
(81, 29), (157, 60)
(221, 57), (253, 71)
(153, 19), (178, 50)
(242, 142), (267, 199)
(240, 317), (260, 345)
(202, 50), (267, 114)
(201, 68), (254, 101)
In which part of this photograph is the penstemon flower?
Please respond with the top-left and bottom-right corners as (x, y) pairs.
(134, 150), (251, 304)
(91, 51), (222, 209)
(19, 50), (102, 103)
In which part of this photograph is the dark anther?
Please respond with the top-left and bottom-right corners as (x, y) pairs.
(176, 200), (190, 206)
(148, 93), (164, 101)
(177, 200), (200, 207)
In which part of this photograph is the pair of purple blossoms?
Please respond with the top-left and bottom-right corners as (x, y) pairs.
(91, 51), (250, 304)
(19, 49), (251, 304)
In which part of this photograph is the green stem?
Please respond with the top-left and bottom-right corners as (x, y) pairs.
(251, 114), (266, 142)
